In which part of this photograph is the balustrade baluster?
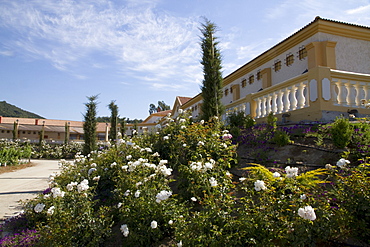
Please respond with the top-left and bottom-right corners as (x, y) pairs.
(331, 80), (339, 105)
(304, 83), (309, 107)
(290, 85), (298, 110)
(277, 90), (283, 113)
(256, 98), (262, 118)
(266, 94), (272, 115)
(362, 84), (369, 106)
(297, 82), (306, 109)
(271, 93), (277, 113)
(262, 96), (267, 117)
(335, 79), (347, 106)
(283, 88), (291, 112)
(353, 83), (362, 107)
(345, 81), (356, 107)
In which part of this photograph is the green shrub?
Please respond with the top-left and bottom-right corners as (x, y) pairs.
(330, 117), (352, 149)
(271, 130), (291, 146)
(2, 112), (370, 246)
(266, 112), (277, 130)
(227, 111), (255, 129)
(0, 141), (31, 166)
(326, 162), (370, 243)
(349, 121), (370, 161)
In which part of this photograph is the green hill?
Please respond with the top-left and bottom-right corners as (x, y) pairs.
(0, 101), (44, 119)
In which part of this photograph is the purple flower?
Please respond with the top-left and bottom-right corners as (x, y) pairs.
(43, 187), (52, 194)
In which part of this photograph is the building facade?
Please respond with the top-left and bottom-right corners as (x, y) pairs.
(180, 17), (370, 123)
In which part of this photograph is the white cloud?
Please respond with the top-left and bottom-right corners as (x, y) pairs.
(235, 37), (275, 62)
(265, 0), (370, 26)
(0, 50), (13, 56)
(150, 82), (186, 91)
(0, 0), (201, 88)
(346, 4), (370, 14)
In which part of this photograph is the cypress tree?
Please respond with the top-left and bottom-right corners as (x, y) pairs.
(83, 95), (98, 155)
(39, 122), (44, 147)
(108, 100), (118, 141)
(64, 122), (70, 144)
(12, 121), (18, 140)
(199, 18), (224, 121)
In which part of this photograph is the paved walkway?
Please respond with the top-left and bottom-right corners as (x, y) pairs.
(0, 160), (61, 220)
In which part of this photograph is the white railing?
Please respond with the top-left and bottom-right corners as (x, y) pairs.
(223, 103), (247, 122)
(331, 78), (370, 108)
(253, 80), (309, 118)
(223, 69), (370, 121)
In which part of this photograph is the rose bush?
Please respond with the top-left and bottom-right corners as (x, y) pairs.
(1, 111), (369, 246)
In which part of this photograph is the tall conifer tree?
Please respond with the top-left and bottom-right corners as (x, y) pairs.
(12, 121), (18, 140)
(64, 122), (70, 144)
(108, 100), (118, 141)
(199, 18), (224, 121)
(83, 95), (98, 155)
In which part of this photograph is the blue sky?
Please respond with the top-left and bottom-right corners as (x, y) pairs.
(1, 0), (370, 121)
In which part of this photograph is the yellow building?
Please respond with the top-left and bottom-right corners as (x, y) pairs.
(180, 17), (370, 123)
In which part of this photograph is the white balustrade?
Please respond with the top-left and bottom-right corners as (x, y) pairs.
(224, 102), (251, 121)
(332, 78), (370, 108)
(297, 81), (307, 108)
(277, 90), (284, 113)
(247, 73), (368, 120)
(261, 96), (267, 117)
(253, 80), (309, 118)
(363, 83), (369, 103)
(266, 94), (272, 115)
(256, 98), (262, 117)
(290, 85), (298, 111)
(283, 88), (291, 112)
(271, 93), (277, 113)
(354, 83), (362, 107)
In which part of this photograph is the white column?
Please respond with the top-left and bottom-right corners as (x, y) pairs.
(297, 81), (306, 109)
(290, 85), (298, 111)
(363, 83), (370, 107)
(261, 96), (267, 117)
(334, 79), (347, 106)
(304, 83), (309, 107)
(277, 90), (284, 113)
(283, 88), (291, 112)
(271, 92), (277, 113)
(266, 94), (272, 115)
(256, 98), (262, 118)
(354, 82), (362, 107)
(345, 81), (356, 107)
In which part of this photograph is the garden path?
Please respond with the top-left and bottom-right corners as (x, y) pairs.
(0, 160), (60, 221)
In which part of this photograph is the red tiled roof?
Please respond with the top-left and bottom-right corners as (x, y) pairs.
(177, 96), (192, 105)
(141, 109), (172, 123)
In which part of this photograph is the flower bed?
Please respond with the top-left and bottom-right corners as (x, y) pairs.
(1, 114), (369, 246)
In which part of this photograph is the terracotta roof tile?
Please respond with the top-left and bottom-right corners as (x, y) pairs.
(177, 96), (192, 105)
